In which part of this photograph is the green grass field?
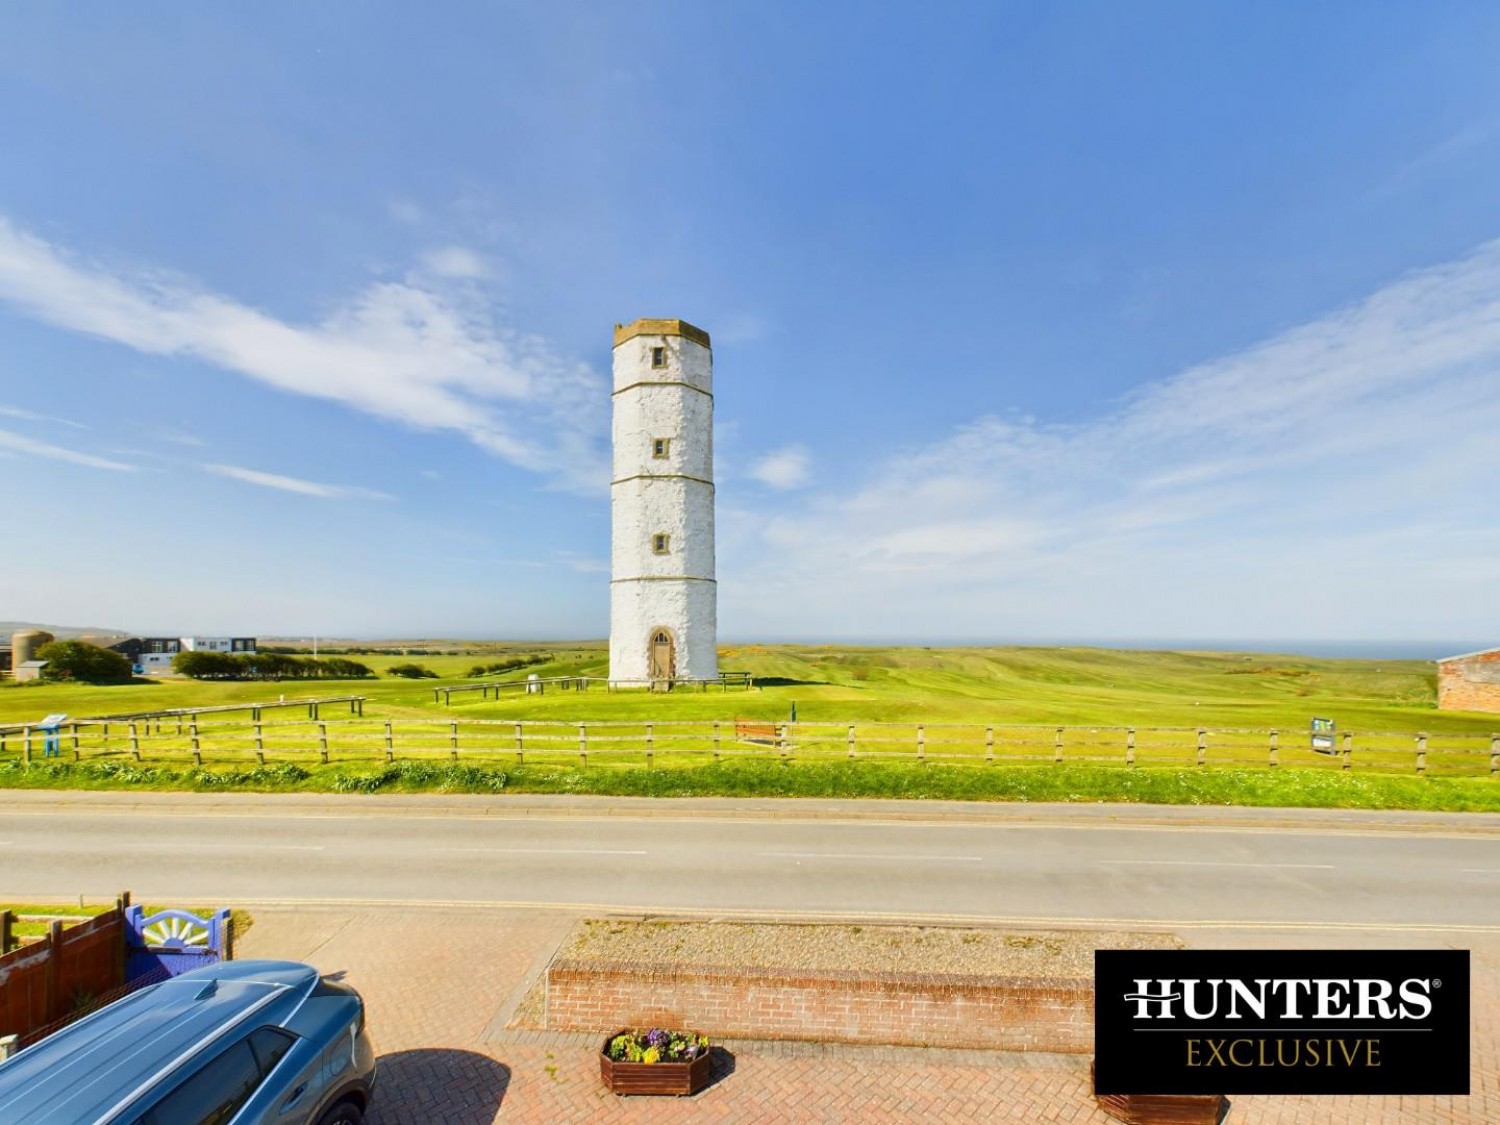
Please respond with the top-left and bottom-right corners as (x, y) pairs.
(0, 642), (1490, 732)
(3, 643), (1496, 809)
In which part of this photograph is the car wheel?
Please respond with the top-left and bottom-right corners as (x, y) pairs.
(315, 1102), (365, 1125)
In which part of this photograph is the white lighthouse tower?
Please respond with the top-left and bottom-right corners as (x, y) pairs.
(609, 318), (718, 685)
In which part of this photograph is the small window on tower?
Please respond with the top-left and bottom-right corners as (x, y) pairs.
(652, 438), (670, 459)
(652, 533), (670, 555)
(651, 346), (666, 368)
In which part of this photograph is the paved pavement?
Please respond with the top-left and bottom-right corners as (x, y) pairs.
(236, 904), (1498, 1123)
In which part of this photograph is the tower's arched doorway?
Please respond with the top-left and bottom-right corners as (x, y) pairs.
(648, 627), (676, 682)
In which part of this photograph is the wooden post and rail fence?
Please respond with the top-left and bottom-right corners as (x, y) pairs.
(2, 716), (1495, 778)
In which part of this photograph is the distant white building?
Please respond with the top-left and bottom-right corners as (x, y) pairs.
(608, 318), (718, 684)
(181, 637), (257, 654)
(111, 636), (257, 674)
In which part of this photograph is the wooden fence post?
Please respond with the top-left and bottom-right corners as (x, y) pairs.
(44, 921), (62, 1023)
(1491, 734), (1498, 778)
(1126, 727), (1135, 768)
(646, 722), (654, 768)
(129, 722), (141, 762)
(917, 724), (925, 763)
(451, 721), (460, 762)
(319, 721), (329, 764)
(1053, 727), (1062, 765)
(0, 909), (12, 954)
(385, 720), (394, 763)
(514, 721), (523, 765)
(115, 892), (129, 985)
(190, 716), (200, 754)
(71, 723), (80, 755)
(579, 722), (588, 768)
(714, 720), (722, 763)
(1416, 732), (1427, 777)
(24, 725), (32, 763)
(1196, 728), (1207, 767)
(777, 723), (788, 766)
(255, 720), (264, 756)
(1269, 729), (1279, 768)
(1342, 731), (1353, 772)
(849, 724), (857, 760)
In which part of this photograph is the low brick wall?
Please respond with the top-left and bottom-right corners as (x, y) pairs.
(545, 958), (1093, 1052)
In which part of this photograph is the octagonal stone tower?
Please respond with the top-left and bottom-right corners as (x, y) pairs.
(609, 318), (718, 684)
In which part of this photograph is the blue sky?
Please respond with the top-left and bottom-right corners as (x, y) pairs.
(1, 3), (1498, 649)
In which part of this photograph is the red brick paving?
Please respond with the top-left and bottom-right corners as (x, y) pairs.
(238, 906), (1498, 1123)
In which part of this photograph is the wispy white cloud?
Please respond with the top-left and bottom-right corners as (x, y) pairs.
(419, 246), (490, 280)
(0, 428), (134, 471)
(0, 403), (87, 429)
(152, 426), (207, 448)
(204, 462), (394, 501)
(1371, 120), (1498, 201)
(724, 241), (1500, 641)
(0, 216), (608, 490)
(748, 445), (812, 490)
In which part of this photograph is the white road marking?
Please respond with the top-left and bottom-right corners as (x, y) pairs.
(760, 852), (983, 862)
(192, 844), (327, 851)
(1462, 868), (1500, 874)
(432, 847), (648, 856)
(1102, 859), (1335, 870)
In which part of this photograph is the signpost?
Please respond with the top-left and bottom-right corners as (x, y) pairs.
(38, 713), (68, 758)
(1310, 717), (1336, 754)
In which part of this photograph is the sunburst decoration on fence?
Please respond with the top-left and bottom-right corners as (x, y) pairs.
(138, 910), (212, 949)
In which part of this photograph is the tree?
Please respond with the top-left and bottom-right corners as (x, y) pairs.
(317, 657), (374, 679)
(387, 663), (437, 679)
(36, 640), (134, 683)
(172, 650), (238, 679)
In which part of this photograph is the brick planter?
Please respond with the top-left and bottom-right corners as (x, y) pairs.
(599, 1031), (712, 1096)
(549, 959), (1093, 1052)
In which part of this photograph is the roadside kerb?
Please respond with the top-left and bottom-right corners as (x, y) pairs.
(1, 790), (1498, 836)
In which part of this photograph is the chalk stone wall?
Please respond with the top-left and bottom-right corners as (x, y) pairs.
(544, 959), (1093, 1053)
(1438, 650), (1500, 714)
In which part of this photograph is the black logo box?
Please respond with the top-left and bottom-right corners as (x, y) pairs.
(1094, 949), (1469, 1095)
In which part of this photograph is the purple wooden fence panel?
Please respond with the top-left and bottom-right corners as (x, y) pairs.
(124, 905), (231, 983)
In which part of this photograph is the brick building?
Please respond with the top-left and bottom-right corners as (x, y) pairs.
(1437, 647), (1500, 713)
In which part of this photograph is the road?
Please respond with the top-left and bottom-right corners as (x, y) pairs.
(3, 792), (1499, 930)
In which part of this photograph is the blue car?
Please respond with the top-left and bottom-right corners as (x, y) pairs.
(0, 959), (376, 1125)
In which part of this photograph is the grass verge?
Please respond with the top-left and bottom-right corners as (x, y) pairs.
(3, 757), (1499, 812)
(2, 901), (254, 942)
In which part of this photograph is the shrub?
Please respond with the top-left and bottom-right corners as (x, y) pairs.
(174, 652), (372, 681)
(36, 641), (134, 683)
(387, 663), (437, 679)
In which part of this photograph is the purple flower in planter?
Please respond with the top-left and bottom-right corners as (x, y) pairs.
(646, 1029), (670, 1050)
